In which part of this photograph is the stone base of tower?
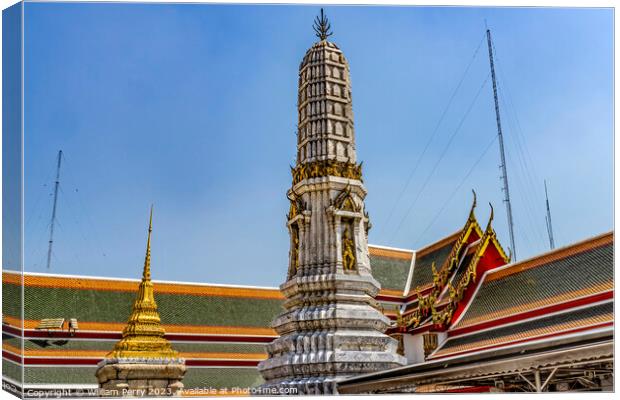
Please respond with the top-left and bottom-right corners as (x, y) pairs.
(258, 359), (406, 395)
(258, 336), (406, 394)
(257, 274), (407, 395)
(95, 358), (186, 397)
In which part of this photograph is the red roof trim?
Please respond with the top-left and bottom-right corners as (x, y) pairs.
(376, 294), (405, 302)
(446, 234), (509, 328)
(2, 324), (22, 337)
(8, 355), (260, 368)
(2, 351), (22, 364)
(4, 326), (276, 343)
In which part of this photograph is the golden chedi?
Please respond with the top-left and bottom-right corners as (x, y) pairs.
(95, 208), (185, 396)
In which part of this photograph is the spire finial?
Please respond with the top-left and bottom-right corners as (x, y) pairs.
(313, 8), (333, 41)
(143, 205), (153, 281)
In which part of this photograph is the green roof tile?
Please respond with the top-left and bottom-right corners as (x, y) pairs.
(183, 367), (263, 390)
(24, 366), (96, 385)
(22, 365), (264, 390)
(3, 360), (22, 383)
(22, 286), (284, 328)
(450, 252), (475, 287)
(2, 282), (22, 319)
(410, 240), (456, 290)
(370, 255), (410, 292)
(457, 243), (613, 327)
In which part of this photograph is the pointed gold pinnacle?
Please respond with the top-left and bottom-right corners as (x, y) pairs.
(107, 206), (178, 359)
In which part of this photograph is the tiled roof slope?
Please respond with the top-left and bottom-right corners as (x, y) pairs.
(17, 365), (264, 389)
(433, 301), (613, 358)
(409, 232), (460, 292)
(3, 274), (284, 331)
(449, 248), (477, 292)
(454, 232), (613, 329)
(2, 360), (20, 384)
(1, 273), (281, 390)
(2, 275), (21, 322)
(2, 246), (413, 331)
(368, 245), (413, 294)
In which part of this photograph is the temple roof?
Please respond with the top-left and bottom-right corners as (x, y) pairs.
(1, 244), (413, 390)
(337, 232), (614, 393)
(2, 243), (410, 336)
(2, 232), (611, 391)
(424, 231), (613, 360)
(3, 208), (611, 392)
(452, 232), (613, 330)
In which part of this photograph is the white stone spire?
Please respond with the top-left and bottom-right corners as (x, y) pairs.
(258, 11), (406, 395)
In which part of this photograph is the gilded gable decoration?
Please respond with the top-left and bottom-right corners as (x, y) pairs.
(333, 185), (361, 212)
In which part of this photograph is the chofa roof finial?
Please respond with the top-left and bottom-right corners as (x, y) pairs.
(468, 189), (477, 221)
(485, 202), (495, 233)
(313, 8), (333, 41)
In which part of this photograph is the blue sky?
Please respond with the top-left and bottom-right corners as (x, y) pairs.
(22, 3), (613, 286)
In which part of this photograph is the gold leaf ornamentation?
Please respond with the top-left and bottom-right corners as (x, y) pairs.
(292, 160), (362, 185)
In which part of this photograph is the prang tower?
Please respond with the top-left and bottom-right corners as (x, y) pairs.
(257, 10), (406, 394)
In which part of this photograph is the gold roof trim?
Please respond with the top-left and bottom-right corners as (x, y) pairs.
(107, 207), (179, 360)
(401, 193), (484, 329)
(432, 203), (503, 328)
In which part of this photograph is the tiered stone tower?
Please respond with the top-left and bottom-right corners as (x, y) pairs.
(95, 208), (186, 396)
(257, 10), (406, 394)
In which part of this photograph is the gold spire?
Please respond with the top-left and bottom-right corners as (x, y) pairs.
(143, 206), (153, 281)
(107, 206), (178, 359)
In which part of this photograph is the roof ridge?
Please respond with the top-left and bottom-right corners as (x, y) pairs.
(415, 230), (462, 256)
(5, 270), (280, 291)
(368, 244), (414, 253)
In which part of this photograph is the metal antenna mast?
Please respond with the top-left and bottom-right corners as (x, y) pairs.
(46, 150), (63, 271)
(544, 180), (555, 250)
(486, 28), (517, 260)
